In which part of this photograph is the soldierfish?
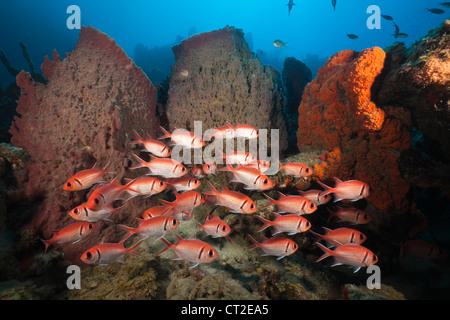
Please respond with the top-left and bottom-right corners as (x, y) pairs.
(227, 122), (258, 139)
(130, 153), (187, 178)
(256, 212), (311, 236)
(159, 190), (204, 217)
(216, 151), (257, 165)
(119, 216), (180, 243)
(123, 176), (167, 198)
(166, 177), (201, 192)
(327, 207), (372, 224)
(203, 181), (257, 214)
(298, 189), (332, 206)
(203, 161), (218, 175)
(130, 130), (171, 158)
(69, 203), (124, 222)
(191, 166), (205, 178)
(263, 192), (317, 215)
(309, 227), (367, 247)
(140, 206), (169, 220)
(219, 162), (274, 191)
(204, 123), (235, 141)
(317, 177), (370, 202)
(87, 176), (140, 211)
(245, 160), (271, 173)
(315, 242), (378, 273)
(42, 222), (95, 253)
(399, 239), (447, 260)
(198, 215), (232, 243)
(80, 241), (143, 265)
(247, 234), (298, 260)
(63, 162), (114, 191)
(157, 235), (218, 268)
(158, 126), (205, 149)
(278, 160), (313, 178)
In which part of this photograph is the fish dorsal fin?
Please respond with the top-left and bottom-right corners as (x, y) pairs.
(110, 175), (119, 185)
(176, 234), (183, 241)
(277, 191), (287, 198)
(322, 227), (332, 233)
(91, 161), (98, 170)
(225, 121), (234, 129)
(333, 177), (343, 185)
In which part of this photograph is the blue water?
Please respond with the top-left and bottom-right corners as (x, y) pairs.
(0, 0), (448, 87)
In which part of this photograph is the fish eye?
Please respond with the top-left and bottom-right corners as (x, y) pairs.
(208, 250), (214, 256)
(360, 234), (364, 239)
(263, 179), (268, 184)
(310, 203), (314, 208)
(364, 214), (368, 219)
(206, 164), (210, 168)
(88, 224), (93, 229)
(160, 181), (164, 186)
(66, 182), (71, 187)
(94, 198), (99, 204)
(250, 204), (255, 209)
(372, 254), (377, 261)
(182, 167), (186, 171)
(293, 243), (298, 249)
(306, 221), (310, 227)
(74, 208), (79, 214)
(86, 251), (92, 259)
(172, 219), (177, 225)
(305, 168), (310, 173)
(222, 226), (226, 231)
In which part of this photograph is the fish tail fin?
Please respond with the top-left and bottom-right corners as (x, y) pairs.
(118, 225), (135, 243)
(218, 160), (234, 173)
(315, 242), (334, 263)
(122, 178), (141, 195)
(130, 129), (144, 145)
(101, 161), (115, 174)
(203, 181), (219, 197)
(156, 236), (173, 256)
(247, 234), (260, 250)
(308, 229), (323, 245)
(41, 238), (52, 253)
(256, 215), (273, 232)
(129, 153), (148, 170)
(317, 180), (334, 197)
(158, 126), (172, 140)
(126, 239), (144, 256)
(263, 193), (277, 208)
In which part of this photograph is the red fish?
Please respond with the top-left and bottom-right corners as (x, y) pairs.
(130, 129), (171, 158)
(140, 206), (169, 220)
(119, 216), (180, 242)
(228, 122), (258, 139)
(80, 241), (143, 265)
(298, 189), (332, 206)
(247, 234), (298, 260)
(256, 212), (311, 235)
(245, 160), (271, 173)
(263, 192), (317, 215)
(309, 227), (367, 247)
(69, 202), (124, 222)
(191, 166), (205, 178)
(203, 161), (218, 175)
(159, 190), (204, 216)
(130, 153), (187, 178)
(399, 239), (447, 260)
(63, 162), (113, 191)
(166, 177), (201, 192)
(315, 242), (378, 273)
(219, 162), (274, 191)
(124, 176), (167, 198)
(317, 178), (370, 202)
(203, 181), (257, 214)
(216, 150), (256, 165)
(204, 123), (235, 141)
(158, 126), (205, 149)
(87, 176), (140, 211)
(198, 215), (232, 243)
(41, 222), (95, 253)
(278, 160), (313, 178)
(157, 235), (218, 268)
(327, 207), (372, 224)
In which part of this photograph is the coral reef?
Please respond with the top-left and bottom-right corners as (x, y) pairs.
(165, 26), (288, 153)
(297, 47), (412, 214)
(8, 26), (158, 263)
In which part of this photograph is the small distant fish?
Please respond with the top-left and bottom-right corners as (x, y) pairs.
(119, 216), (180, 243)
(278, 160), (313, 178)
(264, 192), (317, 215)
(346, 34), (359, 40)
(216, 150), (257, 165)
(397, 33), (408, 38)
(166, 177), (201, 192)
(399, 239), (447, 260)
(256, 212), (311, 236)
(315, 242), (378, 273)
(441, 2), (450, 8)
(220, 161), (274, 191)
(317, 177), (370, 202)
(203, 181), (257, 214)
(69, 203), (123, 222)
(327, 206), (372, 224)
(191, 166), (205, 178)
(273, 40), (288, 48)
(203, 161), (218, 175)
(87, 176), (140, 211)
(381, 14), (393, 21)
(42, 222), (95, 253)
(80, 241), (142, 265)
(393, 22), (400, 38)
(427, 8), (445, 14)
(158, 126), (205, 149)
(298, 189), (332, 206)
(247, 234), (298, 260)
(157, 235), (218, 268)
(286, 0), (295, 15)
(130, 153), (187, 178)
(198, 215), (232, 244)
(309, 227), (367, 247)
(227, 122), (258, 139)
(63, 162), (113, 191)
(130, 130), (171, 158)
(123, 176), (167, 198)
(332, 0), (336, 11)
(159, 190), (204, 216)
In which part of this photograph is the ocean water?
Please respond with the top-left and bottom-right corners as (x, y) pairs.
(0, 0), (449, 305)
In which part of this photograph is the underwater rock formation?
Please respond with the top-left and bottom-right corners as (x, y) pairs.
(298, 47), (412, 213)
(165, 26), (288, 153)
(8, 26), (158, 263)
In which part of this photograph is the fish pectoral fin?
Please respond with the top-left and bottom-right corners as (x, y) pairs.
(189, 263), (199, 269)
(276, 256), (286, 261)
(353, 267), (361, 273)
(330, 263), (343, 267)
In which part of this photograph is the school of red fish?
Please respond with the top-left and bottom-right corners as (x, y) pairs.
(43, 122), (382, 273)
